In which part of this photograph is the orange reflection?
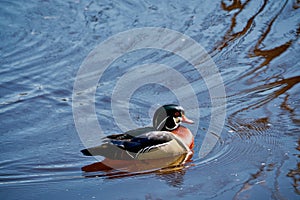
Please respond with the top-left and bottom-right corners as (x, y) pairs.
(243, 0), (298, 79)
(231, 76), (300, 112)
(214, 0), (266, 51)
(293, 0), (300, 9)
(228, 76), (300, 137)
(280, 94), (294, 113)
(216, 0), (299, 77)
(221, 0), (243, 11)
(234, 164), (265, 199)
(287, 139), (300, 194)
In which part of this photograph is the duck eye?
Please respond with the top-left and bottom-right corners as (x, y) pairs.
(174, 112), (180, 117)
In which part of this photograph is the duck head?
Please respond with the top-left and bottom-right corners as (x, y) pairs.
(153, 104), (194, 131)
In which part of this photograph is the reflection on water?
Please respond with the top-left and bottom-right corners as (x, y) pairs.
(287, 139), (300, 195)
(81, 153), (191, 174)
(82, 158), (189, 188)
(215, 0), (269, 52)
(233, 163), (266, 200)
(1, 0), (300, 199)
(228, 76), (300, 122)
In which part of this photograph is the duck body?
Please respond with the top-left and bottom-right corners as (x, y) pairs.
(81, 104), (194, 161)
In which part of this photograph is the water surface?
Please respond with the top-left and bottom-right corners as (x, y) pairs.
(1, 0), (299, 199)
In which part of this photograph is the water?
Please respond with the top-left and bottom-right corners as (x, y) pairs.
(1, 0), (299, 199)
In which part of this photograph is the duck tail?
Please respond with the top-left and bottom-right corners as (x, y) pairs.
(81, 145), (108, 157)
(81, 148), (93, 156)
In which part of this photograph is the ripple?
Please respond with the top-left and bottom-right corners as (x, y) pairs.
(192, 116), (280, 173)
(0, 1), (29, 54)
(194, 137), (268, 169)
(0, 171), (83, 186)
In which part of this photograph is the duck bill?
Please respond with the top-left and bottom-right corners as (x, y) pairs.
(182, 115), (194, 124)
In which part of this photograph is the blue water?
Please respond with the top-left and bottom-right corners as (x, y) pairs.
(1, 0), (300, 199)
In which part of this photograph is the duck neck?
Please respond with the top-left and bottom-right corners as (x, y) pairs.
(155, 117), (180, 131)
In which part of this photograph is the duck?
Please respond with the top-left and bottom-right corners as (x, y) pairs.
(81, 104), (194, 162)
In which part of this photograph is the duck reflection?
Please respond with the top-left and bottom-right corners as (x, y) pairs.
(81, 152), (192, 187)
(81, 153), (192, 173)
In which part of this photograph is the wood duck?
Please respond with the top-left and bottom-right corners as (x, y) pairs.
(81, 104), (194, 161)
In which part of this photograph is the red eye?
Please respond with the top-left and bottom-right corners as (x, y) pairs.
(174, 112), (180, 117)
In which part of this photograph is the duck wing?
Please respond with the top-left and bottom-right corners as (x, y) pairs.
(81, 128), (154, 158)
(104, 127), (155, 140)
(81, 131), (189, 160)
